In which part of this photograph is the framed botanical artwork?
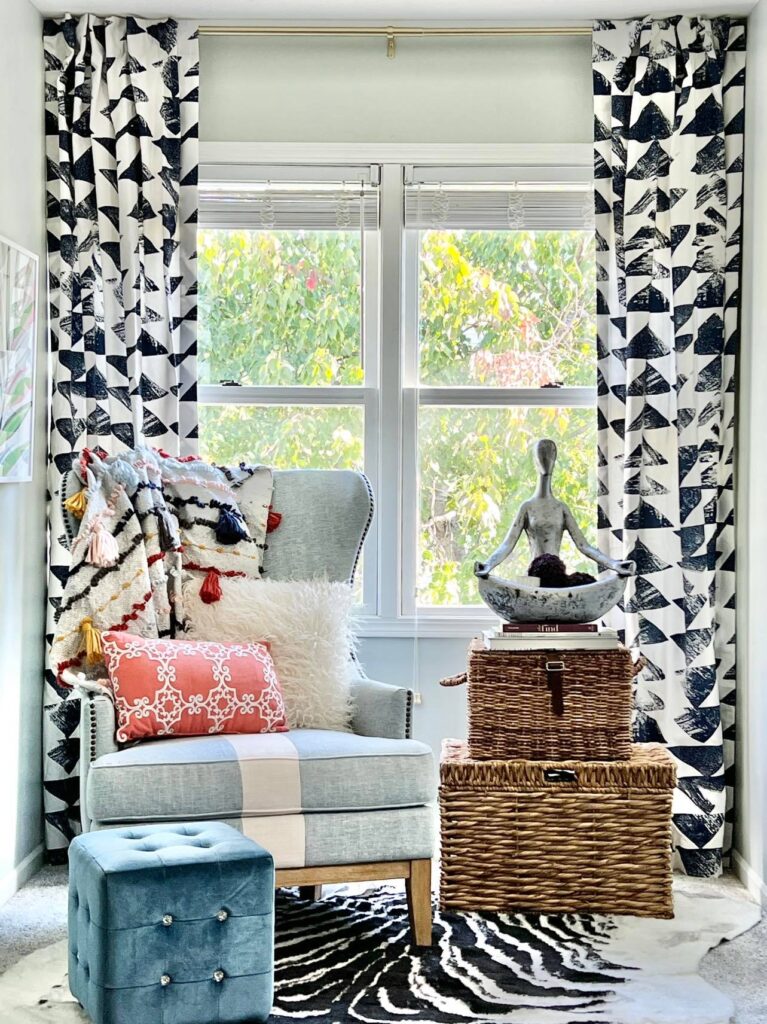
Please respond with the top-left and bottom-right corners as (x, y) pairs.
(0, 234), (38, 483)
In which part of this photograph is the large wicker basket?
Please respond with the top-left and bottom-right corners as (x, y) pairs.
(440, 640), (634, 761)
(439, 740), (675, 918)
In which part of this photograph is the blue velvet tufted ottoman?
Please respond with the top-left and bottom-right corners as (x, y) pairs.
(68, 822), (275, 1024)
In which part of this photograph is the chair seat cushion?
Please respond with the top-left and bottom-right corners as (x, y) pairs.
(87, 729), (434, 824)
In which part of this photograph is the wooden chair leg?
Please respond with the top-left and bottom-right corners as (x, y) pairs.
(298, 884), (323, 901)
(405, 859), (433, 947)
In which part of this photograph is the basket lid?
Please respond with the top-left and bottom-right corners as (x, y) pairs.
(440, 740), (676, 792)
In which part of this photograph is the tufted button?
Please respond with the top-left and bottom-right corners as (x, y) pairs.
(213, 969), (225, 983)
(160, 974), (172, 986)
(162, 914), (173, 927)
(216, 909), (228, 922)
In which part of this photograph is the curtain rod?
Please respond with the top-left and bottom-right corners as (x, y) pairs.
(198, 24), (592, 58)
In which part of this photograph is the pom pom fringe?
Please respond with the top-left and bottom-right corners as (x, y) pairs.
(266, 508), (282, 533)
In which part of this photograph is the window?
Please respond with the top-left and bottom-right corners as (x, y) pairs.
(402, 169), (596, 610)
(198, 159), (597, 630)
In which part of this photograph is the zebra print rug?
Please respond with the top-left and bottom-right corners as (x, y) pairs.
(0, 879), (758, 1024)
(271, 881), (757, 1023)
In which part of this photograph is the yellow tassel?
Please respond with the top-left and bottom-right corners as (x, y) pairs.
(65, 489), (88, 520)
(80, 617), (103, 665)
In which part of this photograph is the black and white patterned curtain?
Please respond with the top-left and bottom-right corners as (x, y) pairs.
(43, 15), (199, 856)
(593, 17), (744, 876)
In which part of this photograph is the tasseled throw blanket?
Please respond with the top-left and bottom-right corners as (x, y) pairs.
(50, 446), (279, 687)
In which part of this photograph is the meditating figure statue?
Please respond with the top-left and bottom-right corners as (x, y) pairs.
(473, 439), (635, 623)
(475, 439), (635, 579)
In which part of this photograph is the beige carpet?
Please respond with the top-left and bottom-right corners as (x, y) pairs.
(0, 877), (760, 1024)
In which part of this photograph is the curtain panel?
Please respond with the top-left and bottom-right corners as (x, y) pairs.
(43, 15), (199, 856)
(593, 17), (745, 876)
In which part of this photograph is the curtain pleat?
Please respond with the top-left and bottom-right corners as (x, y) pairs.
(43, 14), (199, 856)
(593, 16), (744, 876)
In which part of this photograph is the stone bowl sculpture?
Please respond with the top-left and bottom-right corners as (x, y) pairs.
(476, 569), (628, 624)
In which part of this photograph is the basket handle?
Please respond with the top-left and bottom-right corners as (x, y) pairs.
(438, 672), (467, 688)
(631, 654), (647, 678)
(543, 768), (578, 784)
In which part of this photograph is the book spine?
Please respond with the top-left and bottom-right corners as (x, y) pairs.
(501, 622), (598, 633)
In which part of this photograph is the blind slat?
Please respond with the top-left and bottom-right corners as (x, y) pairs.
(199, 190), (379, 231)
(404, 187), (593, 231)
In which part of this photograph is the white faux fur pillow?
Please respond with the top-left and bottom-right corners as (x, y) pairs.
(182, 578), (356, 731)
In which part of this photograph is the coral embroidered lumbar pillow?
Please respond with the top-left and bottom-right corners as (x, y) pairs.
(101, 632), (288, 743)
(183, 579), (356, 732)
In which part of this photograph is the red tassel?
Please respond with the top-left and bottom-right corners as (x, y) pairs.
(200, 568), (222, 604)
(267, 508), (282, 533)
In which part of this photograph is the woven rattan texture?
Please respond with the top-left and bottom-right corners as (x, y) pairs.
(464, 640), (634, 761)
(439, 741), (675, 918)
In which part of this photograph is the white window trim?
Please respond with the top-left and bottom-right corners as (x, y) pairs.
(198, 142), (594, 637)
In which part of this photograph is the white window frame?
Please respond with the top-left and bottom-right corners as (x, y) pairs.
(199, 143), (595, 637)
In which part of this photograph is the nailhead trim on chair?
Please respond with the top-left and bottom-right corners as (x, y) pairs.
(88, 699), (97, 763)
(349, 472), (375, 589)
(61, 469), (80, 550)
(405, 690), (413, 740)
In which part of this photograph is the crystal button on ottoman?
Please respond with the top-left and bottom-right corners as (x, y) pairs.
(68, 822), (274, 1024)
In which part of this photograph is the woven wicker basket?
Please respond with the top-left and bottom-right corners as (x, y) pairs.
(439, 640), (634, 761)
(439, 740), (675, 918)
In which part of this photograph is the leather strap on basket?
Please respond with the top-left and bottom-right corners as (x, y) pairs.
(545, 660), (565, 716)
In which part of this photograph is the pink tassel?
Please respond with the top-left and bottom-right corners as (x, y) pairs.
(87, 523), (119, 568)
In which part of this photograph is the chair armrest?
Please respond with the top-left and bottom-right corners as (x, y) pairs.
(76, 683), (118, 831)
(349, 675), (413, 740)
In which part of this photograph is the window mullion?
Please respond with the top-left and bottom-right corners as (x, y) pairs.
(400, 228), (420, 618)
(376, 165), (405, 621)
(361, 228), (380, 615)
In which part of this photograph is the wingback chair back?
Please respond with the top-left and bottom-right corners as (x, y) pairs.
(264, 469), (373, 582)
(62, 466), (374, 584)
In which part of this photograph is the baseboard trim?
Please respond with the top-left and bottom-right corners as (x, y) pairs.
(732, 849), (767, 905)
(0, 844), (45, 907)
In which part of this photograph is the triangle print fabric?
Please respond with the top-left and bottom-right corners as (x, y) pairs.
(593, 17), (744, 876)
(43, 15), (199, 855)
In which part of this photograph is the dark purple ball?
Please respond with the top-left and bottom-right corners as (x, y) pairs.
(567, 571), (597, 587)
(528, 554), (569, 588)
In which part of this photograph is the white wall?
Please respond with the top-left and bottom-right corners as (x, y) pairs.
(199, 32), (593, 751)
(735, 0), (767, 899)
(200, 34), (592, 144)
(0, 0), (46, 898)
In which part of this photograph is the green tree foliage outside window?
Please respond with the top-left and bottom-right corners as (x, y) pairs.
(198, 227), (597, 606)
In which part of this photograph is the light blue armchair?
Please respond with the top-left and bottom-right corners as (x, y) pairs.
(71, 469), (436, 945)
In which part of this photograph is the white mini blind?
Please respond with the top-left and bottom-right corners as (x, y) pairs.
(199, 165), (380, 231)
(404, 166), (594, 232)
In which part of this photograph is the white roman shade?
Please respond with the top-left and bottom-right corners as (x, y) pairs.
(199, 164), (380, 230)
(404, 165), (594, 231)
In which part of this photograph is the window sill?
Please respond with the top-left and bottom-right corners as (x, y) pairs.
(356, 612), (496, 639)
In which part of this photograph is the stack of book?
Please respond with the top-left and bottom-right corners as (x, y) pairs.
(482, 621), (620, 651)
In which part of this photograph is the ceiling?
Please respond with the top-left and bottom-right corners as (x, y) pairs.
(31, 1), (756, 22)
